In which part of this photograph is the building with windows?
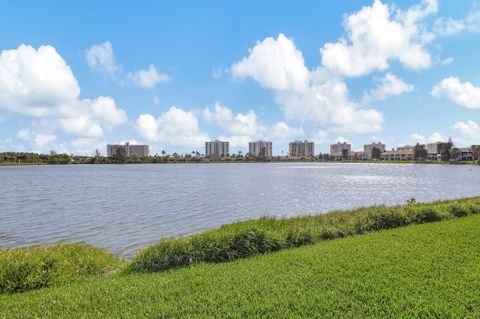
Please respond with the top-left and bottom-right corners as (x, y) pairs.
(426, 140), (453, 160)
(397, 145), (414, 152)
(329, 142), (351, 160)
(381, 145), (414, 161)
(249, 140), (272, 158)
(107, 142), (149, 158)
(289, 140), (314, 157)
(205, 140), (229, 158)
(364, 142), (386, 159)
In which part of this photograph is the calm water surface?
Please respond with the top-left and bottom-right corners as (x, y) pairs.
(1, 163), (480, 257)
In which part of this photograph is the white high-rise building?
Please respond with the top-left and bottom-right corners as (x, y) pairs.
(205, 140), (229, 158)
(330, 142), (351, 156)
(249, 140), (272, 158)
(289, 140), (314, 157)
(107, 142), (149, 158)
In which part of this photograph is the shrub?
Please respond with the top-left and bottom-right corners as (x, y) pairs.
(355, 208), (408, 233)
(227, 228), (286, 258)
(318, 227), (341, 240)
(127, 238), (194, 273)
(0, 243), (119, 294)
(406, 207), (443, 224)
(127, 228), (287, 273)
(464, 203), (480, 215)
(286, 228), (315, 247)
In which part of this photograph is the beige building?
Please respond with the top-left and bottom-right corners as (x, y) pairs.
(396, 145), (414, 151)
(289, 140), (314, 157)
(107, 142), (149, 158)
(364, 142), (386, 159)
(427, 142), (444, 160)
(381, 148), (413, 161)
(249, 140), (272, 158)
(205, 140), (229, 158)
(330, 142), (351, 160)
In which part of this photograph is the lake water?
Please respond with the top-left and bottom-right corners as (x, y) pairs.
(1, 163), (480, 257)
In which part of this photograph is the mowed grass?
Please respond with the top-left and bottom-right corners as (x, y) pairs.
(1, 215), (480, 318)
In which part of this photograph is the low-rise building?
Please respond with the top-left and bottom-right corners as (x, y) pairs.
(249, 140), (272, 158)
(397, 145), (414, 152)
(354, 151), (369, 160)
(459, 148), (473, 161)
(427, 142), (441, 160)
(107, 142), (149, 158)
(289, 140), (314, 157)
(381, 148), (413, 161)
(205, 140), (229, 158)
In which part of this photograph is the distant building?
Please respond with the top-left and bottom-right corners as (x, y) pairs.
(459, 147), (474, 161)
(249, 140), (272, 158)
(107, 142), (149, 158)
(381, 146), (414, 161)
(205, 140), (229, 158)
(330, 142), (351, 160)
(364, 142), (386, 159)
(289, 140), (314, 157)
(397, 145), (414, 151)
(426, 141), (450, 160)
(354, 151), (369, 160)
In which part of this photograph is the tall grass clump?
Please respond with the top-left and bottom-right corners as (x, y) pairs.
(0, 243), (120, 294)
(127, 197), (480, 274)
(126, 227), (287, 273)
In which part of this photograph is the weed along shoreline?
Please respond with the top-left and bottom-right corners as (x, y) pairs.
(2, 196), (480, 297)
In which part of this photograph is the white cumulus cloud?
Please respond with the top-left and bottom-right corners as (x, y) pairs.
(136, 106), (209, 148)
(362, 73), (414, 103)
(431, 77), (480, 109)
(452, 120), (480, 140)
(271, 122), (304, 140)
(127, 64), (171, 88)
(434, 10), (480, 36)
(203, 102), (264, 147)
(408, 131), (444, 144)
(15, 128), (58, 149)
(320, 0), (435, 77)
(231, 33), (309, 92)
(231, 35), (384, 134)
(86, 41), (118, 77)
(0, 44), (80, 117)
(0, 44), (128, 146)
(87, 42), (170, 89)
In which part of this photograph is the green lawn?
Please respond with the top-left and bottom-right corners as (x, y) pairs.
(2, 215), (479, 318)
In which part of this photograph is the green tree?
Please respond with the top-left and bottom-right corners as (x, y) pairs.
(450, 147), (460, 162)
(471, 145), (480, 163)
(371, 147), (382, 160)
(438, 140), (453, 162)
(113, 147), (127, 163)
(413, 143), (427, 161)
(341, 149), (349, 160)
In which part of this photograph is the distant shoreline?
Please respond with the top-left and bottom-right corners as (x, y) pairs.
(0, 160), (478, 167)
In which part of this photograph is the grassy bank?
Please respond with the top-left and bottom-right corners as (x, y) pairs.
(1, 197), (480, 297)
(2, 215), (480, 318)
(0, 243), (120, 294)
(126, 196), (480, 273)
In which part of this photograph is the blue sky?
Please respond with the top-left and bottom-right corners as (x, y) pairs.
(0, 0), (479, 155)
